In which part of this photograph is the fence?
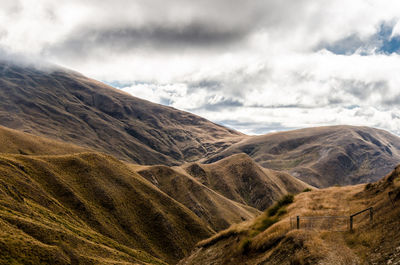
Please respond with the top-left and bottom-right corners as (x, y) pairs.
(290, 207), (373, 232)
(290, 216), (349, 231)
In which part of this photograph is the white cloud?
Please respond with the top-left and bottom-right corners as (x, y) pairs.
(1, 0), (400, 135)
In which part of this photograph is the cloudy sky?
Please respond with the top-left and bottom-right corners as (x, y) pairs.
(1, 0), (400, 135)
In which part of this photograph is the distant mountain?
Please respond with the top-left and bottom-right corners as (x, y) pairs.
(0, 61), (242, 165)
(205, 125), (400, 187)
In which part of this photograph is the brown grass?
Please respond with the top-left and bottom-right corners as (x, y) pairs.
(0, 151), (215, 264)
(180, 169), (400, 264)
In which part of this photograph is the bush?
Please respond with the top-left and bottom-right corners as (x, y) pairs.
(258, 217), (278, 231)
(277, 208), (287, 216)
(267, 194), (294, 217)
(302, 188), (312, 192)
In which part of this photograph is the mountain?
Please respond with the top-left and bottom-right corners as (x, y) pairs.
(205, 125), (400, 187)
(0, 61), (243, 165)
(179, 165), (400, 265)
(182, 153), (311, 211)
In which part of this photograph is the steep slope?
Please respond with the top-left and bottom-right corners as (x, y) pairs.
(183, 153), (311, 211)
(179, 166), (400, 265)
(0, 125), (88, 155)
(205, 125), (400, 187)
(0, 152), (214, 264)
(134, 163), (260, 232)
(0, 60), (243, 165)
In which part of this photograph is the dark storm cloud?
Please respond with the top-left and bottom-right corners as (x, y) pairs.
(43, 22), (250, 60)
(192, 97), (243, 111)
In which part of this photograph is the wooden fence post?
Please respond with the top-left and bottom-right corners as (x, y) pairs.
(296, 216), (300, 229)
(350, 216), (353, 232)
(369, 207), (373, 222)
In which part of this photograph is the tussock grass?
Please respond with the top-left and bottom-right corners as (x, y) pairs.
(0, 151), (215, 264)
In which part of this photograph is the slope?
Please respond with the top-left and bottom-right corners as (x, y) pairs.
(205, 125), (400, 187)
(179, 165), (400, 265)
(0, 125), (88, 155)
(133, 163), (260, 232)
(183, 153), (311, 211)
(0, 60), (243, 165)
(0, 152), (214, 264)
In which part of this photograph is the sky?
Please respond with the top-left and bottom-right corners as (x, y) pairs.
(1, 0), (400, 135)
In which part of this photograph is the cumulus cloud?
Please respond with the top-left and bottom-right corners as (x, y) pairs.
(1, 0), (400, 135)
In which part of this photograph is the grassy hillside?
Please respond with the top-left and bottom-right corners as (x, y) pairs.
(133, 163), (260, 232)
(0, 152), (214, 264)
(183, 153), (311, 211)
(0, 61), (243, 165)
(179, 165), (400, 264)
(0, 125), (87, 155)
(205, 125), (400, 187)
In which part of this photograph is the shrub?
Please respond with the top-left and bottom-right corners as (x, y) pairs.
(277, 208), (287, 216)
(267, 194), (294, 217)
(302, 188), (312, 192)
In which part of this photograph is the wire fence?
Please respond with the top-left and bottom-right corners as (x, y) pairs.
(290, 216), (349, 232)
(290, 207), (373, 232)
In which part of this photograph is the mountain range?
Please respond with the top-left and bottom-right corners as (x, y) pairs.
(1, 60), (400, 264)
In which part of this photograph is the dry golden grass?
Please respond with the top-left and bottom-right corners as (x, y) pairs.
(0, 125), (87, 155)
(180, 167), (400, 264)
(132, 163), (260, 232)
(0, 151), (216, 264)
(182, 153), (311, 211)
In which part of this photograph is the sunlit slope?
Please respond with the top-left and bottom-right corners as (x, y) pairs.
(134, 163), (260, 232)
(184, 153), (311, 211)
(180, 165), (400, 264)
(0, 61), (243, 165)
(0, 152), (213, 264)
(205, 125), (400, 187)
(0, 125), (88, 155)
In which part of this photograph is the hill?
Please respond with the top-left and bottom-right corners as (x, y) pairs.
(132, 153), (310, 231)
(179, 165), (400, 264)
(0, 152), (214, 264)
(183, 153), (311, 211)
(0, 61), (243, 165)
(133, 163), (260, 232)
(0, 125), (88, 155)
(205, 125), (400, 187)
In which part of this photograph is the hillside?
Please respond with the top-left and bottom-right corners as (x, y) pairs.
(205, 125), (400, 187)
(183, 153), (311, 211)
(0, 152), (215, 264)
(0, 60), (243, 165)
(179, 165), (400, 264)
(0, 125), (88, 155)
(133, 163), (260, 232)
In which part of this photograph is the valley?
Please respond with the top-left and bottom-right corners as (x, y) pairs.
(0, 61), (399, 264)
